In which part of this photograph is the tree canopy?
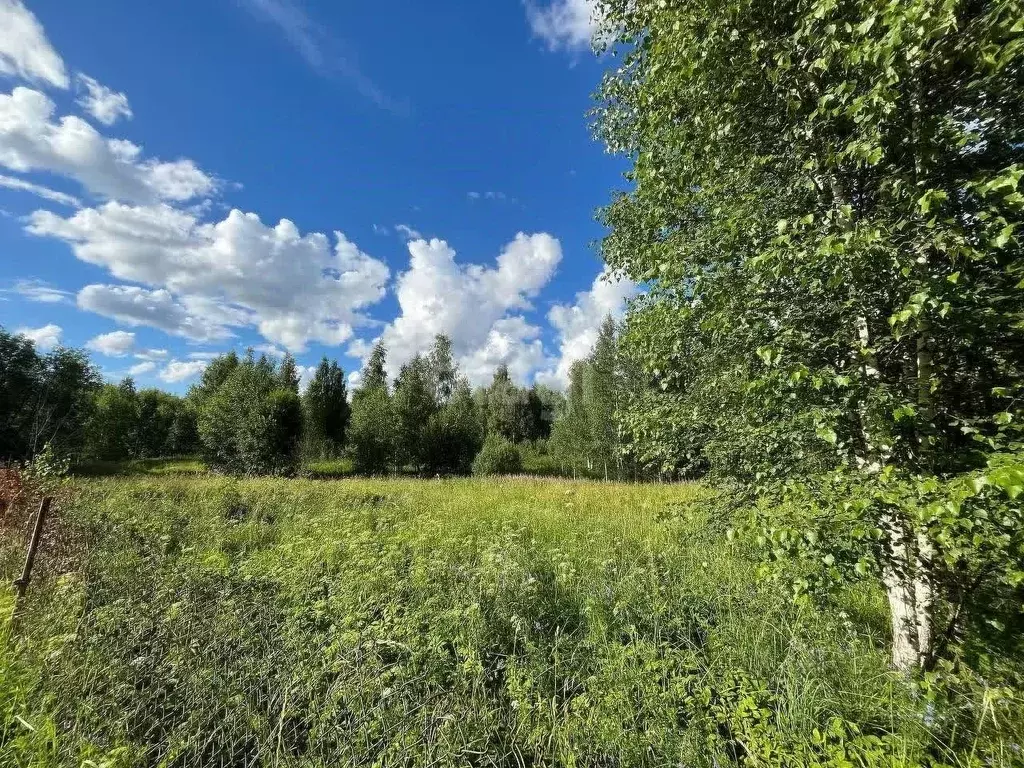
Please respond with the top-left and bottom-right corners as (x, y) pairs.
(595, 0), (1024, 672)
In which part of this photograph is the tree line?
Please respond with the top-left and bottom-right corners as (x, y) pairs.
(1, 323), (650, 479)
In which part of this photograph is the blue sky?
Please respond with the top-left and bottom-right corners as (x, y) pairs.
(0, 0), (635, 392)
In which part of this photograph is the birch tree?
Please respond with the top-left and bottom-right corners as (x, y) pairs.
(596, 0), (1024, 672)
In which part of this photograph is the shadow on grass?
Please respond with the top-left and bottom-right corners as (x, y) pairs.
(301, 458), (356, 480)
(75, 457), (363, 480)
(73, 457), (207, 477)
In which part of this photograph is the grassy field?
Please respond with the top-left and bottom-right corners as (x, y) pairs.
(0, 472), (1014, 766)
(73, 452), (571, 481)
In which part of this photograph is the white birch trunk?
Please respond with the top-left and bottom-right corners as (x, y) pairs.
(857, 313), (921, 671)
(880, 512), (920, 673)
(914, 531), (935, 668)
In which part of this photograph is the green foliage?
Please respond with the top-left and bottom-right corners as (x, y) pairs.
(549, 318), (636, 480)
(164, 398), (200, 456)
(302, 456), (354, 478)
(301, 357), (350, 459)
(478, 365), (553, 444)
(195, 352), (303, 475)
(747, 457), (1024, 668)
(472, 433), (523, 476)
(422, 380), (484, 475)
(265, 388), (304, 463)
(362, 341), (389, 392)
(530, 383), (564, 438)
(481, 364), (521, 441)
(393, 354), (438, 470)
(0, 327), (42, 460)
(86, 378), (140, 461)
(595, 0), (1024, 672)
(3, 476), (1017, 765)
(85, 380), (197, 462)
(0, 327), (101, 461)
(278, 352), (301, 394)
(189, 350), (239, 406)
(135, 388), (191, 457)
(349, 386), (397, 475)
(597, 0), (1024, 480)
(350, 337), (486, 476)
(426, 333), (458, 404)
(21, 441), (72, 500)
(550, 361), (591, 474)
(72, 457), (206, 478)
(1, 589), (132, 767)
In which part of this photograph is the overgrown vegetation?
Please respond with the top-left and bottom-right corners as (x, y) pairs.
(471, 434), (523, 476)
(5, 474), (1020, 767)
(2, 0), (1023, 763)
(193, 350), (304, 475)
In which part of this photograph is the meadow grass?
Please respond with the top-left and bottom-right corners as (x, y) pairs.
(73, 457), (207, 477)
(0, 473), (1004, 766)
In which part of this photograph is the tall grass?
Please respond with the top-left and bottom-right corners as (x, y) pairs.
(0, 476), (1007, 766)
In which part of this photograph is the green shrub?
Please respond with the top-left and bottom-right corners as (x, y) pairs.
(196, 355), (303, 476)
(472, 434), (522, 476)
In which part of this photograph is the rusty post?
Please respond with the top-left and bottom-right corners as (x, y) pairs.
(13, 497), (51, 603)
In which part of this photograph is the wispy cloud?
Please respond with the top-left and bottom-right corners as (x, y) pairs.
(238, 0), (408, 115)
(0, 173), (80, 207)
(468, 190), (518, 204)
(394, 223), (423, 241)
(6, 278), (73, 303)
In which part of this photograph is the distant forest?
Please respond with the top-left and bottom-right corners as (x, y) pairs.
(0, 317), (653, 480)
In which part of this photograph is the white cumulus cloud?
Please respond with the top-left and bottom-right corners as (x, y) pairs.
(29, 202), (391, 351)
(353, 232), (562, 386)
(75, 74), (132, 126)
(0, 86), (215, 204)
(76, 284), (236, 342)
(526, 0), (603, 51)
(159, 359), (208, 384)
(86, 329), (136, 357)
(128, 361), (156, 377)
(0, 0), (67, 89)
(15, 322), (61, 350)
(459, 315), (549, 385)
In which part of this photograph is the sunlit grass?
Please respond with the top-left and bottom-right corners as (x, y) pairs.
(1, 474), (1006, 766)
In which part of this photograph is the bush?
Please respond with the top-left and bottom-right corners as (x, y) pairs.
(196, 355), (303, 476)
(472, 434), (522, 476)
